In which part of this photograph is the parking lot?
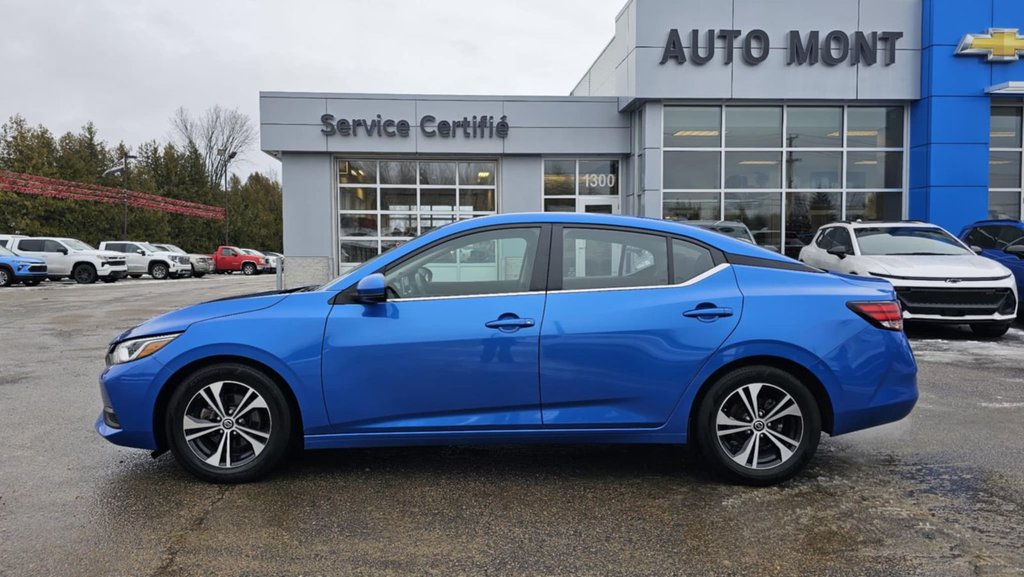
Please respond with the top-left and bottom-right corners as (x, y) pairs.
(1, 276), (1022, 577)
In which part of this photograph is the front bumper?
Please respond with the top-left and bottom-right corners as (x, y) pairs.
(13, 263), (48, 281)
(96, 354), (165, 450)
(888, 278), (1018, 324)
(97, 264), (129, 278)
(169, 262), (192, 276)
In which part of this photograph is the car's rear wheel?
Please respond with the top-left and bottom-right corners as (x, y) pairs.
(72, 263), (97, 284)
(970, 323), (1011, 338)
(694, 366), (821, 486)
(166, 363), (292, 483)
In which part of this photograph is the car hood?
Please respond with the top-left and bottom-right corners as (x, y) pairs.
(1, 255), (45, 265)
(855, 254), (1012, 279)
(81, 249), (127, 258)
(112, 291), (289, 344)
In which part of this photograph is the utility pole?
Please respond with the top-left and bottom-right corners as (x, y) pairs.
(103, 153), (137, 237)
(218, 149), (237, 245)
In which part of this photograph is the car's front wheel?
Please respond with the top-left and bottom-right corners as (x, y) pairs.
(72, 263), (97, 284)
(694, 365), (821, 486)
(150, 262), (169, 280)
(166, 363), (293, 483)
(970, 323), (1011, 338)
(0, 268), (11, 287)
(241, 263), (257, 276)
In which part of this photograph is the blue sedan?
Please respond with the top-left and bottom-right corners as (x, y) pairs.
(97, 214), (917, 485)
(961, 219), (1024, 301)
(0, 245), (47, 287)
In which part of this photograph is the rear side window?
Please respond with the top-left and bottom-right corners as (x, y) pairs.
(672, 239), (715, 283)
(17, 239), (44, 252)
(562, 228), (668, 290)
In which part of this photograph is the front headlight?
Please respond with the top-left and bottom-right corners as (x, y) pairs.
(107, 333), (180, 366)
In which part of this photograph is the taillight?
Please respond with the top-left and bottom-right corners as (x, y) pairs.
(847, 301), (903, 331)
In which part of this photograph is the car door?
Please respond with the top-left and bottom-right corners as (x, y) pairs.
(539, 226), (742, 427)
(219, 247), (239, 269)
(321, 225), (549, 431)
(118, 243), (146, 273)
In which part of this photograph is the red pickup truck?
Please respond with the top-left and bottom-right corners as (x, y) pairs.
(213, 245), (268, 275)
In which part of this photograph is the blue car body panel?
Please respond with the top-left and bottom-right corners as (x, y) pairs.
(0, 253), (47, 283)
(97, 213), (918, 453)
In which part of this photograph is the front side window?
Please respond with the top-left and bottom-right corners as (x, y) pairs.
(815, 228), (836, 250)
(384, 227), (540, 299)
(222, 248), (236, 257)
(854, 227), (969, 256)
(964, 226), (1001, 250)
(561, 228), (668, 290)
(44, 240), (67, 253)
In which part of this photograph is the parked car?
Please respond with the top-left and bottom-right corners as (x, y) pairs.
(0, 234), (28, 250)
(687, 221), (756, 244)
(241, 248), (277, 273)
(212, 245), (268, 275)
(960, 220), (1024, 306)
(151, 244), (214, 278)
(11, 237), (128, 284)
(98, 213), (917, 485)
(0, 244), (47, 287)
(799, 221), (1018, 337)
(98, 241), (191, 280)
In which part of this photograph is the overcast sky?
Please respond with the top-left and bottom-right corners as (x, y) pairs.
(0, 0), (625, 179)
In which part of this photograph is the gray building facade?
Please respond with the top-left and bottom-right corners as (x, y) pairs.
(261, 0), (927, 286)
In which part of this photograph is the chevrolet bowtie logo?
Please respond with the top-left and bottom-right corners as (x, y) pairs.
(957, 28), (1024, 62)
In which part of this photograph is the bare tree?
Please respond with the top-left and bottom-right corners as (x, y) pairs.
(171, 105), (257, 189)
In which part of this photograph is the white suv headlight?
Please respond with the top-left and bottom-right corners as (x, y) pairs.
(107, 333), (180, 365)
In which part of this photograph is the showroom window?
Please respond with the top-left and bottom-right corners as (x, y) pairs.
(543, 159), (620, 213)
(337, 159), (497, 266)
(989, 105), (1023, 220)
(663, 105), (906, 258)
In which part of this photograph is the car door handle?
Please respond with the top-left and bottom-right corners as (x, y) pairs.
(683, 307), (734, 320)
(485, 318), (535, 330)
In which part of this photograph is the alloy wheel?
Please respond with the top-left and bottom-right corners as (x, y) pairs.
(0, 268), (10, 287)
(716, 382), (804, 470)
(182, 381), (272, 469)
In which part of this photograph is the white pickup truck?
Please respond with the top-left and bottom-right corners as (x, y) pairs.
(98, 241), (192, 280)
(11, 237), (128, 283)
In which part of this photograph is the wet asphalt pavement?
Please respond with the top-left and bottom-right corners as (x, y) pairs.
(0, 275), (1022, 577)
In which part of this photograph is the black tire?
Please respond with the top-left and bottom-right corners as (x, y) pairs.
(72, 263), (98, 284)
(166, 363), (293, 483)
(150, 262), (169, 280)
(193, 272), (206, 278)
(694, 365), (821, 486)
(100, 277), (118, 283)
(970, 323), (1011, 338)
(24, 279), (41, 286)
(241, 262), (257, 276)
(0, 267), (12, 287)
(129, 274), (143, 279)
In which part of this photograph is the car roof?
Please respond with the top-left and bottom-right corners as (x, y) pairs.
(828, 221), (942, 229)
(427, 213), (790, 262)
(965, 219), (1023, 226)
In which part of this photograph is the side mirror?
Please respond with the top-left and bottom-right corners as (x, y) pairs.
(1006, 245), (1024, 258)
(827, 246), (848, 259)
(136, 249), (146, 255)
(356, 273), (387, 303)
(970, 245), (984, 255)
(58, 248), (68, 255)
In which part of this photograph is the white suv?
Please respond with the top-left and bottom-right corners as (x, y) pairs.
(99, 241), (191, 280)
(11, 237), (129, 284)
(799, 221), (1019, 337)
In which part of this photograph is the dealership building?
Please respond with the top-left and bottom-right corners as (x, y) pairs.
(260, 0), (1024, 285)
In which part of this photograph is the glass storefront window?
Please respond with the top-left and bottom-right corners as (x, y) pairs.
(787, 107), (842, 148)
(725, 107), (783, 148)
(989, 151), (1022, 189)
(725, 192), (782, 251)
(578, 160), (619, 195)
(664, 107), (721, 148)
(725, 152), (782, 189)
(787, 152), (841, 189)
(662, 105), (907, 253)
(786, 191), (841, 256)
(663, 192), (720, 221)
(847, 152), (904, 189)
(846, 191), (904, 222)
(989, 191), (1022, 220)
(991, 108), (1022, 149)
(664, 151), (720, 189)
(338, 159), (497, 266)
(847, 107), (904, 148)
(543, 158), (621, 212)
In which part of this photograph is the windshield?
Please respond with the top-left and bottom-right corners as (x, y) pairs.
(0, 245), (14, 257)
(160, 244), (187, 254)
(138, 242), (161, 252)
(855, 227), (969, 256)
(63, 239), (95, 251)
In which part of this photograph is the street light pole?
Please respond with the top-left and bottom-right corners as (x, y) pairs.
(218, 149), (237, 245)
(103, 154), (136, 237)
